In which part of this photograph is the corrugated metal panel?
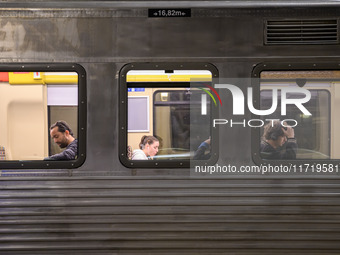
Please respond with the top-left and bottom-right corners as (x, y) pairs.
(265, 20), (338, 45)
(1, 177), (340, 254)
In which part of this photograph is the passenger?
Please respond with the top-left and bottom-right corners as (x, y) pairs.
(194, 138), (211, 160)
(153, 135), (163, 150)
(44, 121), (78, 160)
(260, 121), (297, 160)
(131, 135), (159, 160)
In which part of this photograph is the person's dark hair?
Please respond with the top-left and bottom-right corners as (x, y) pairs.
(263, 121), (284, 141)
(50, 121), (74, 137)
(139, 135), (159, 149)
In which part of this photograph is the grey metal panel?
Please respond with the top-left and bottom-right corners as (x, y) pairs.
(0, 2), (340, 254)
(0, 7), (338, 62)
(1, 177), (340, 253)
(1, 1), (340, 9)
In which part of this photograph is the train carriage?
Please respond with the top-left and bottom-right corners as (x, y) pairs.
(1, 0), (340, 254)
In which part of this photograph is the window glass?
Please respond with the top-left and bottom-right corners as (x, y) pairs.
(119, 64), (218, 167)
(261, 89), (330, 159)
(128, 96), (149, 132)
(48, 106), (78, 157)
(0, 65), (86, 169)
(257, 70), (338, 161)
(153, 89), (211, 160)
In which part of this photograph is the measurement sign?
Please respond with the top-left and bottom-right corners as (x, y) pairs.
(148, 9), (191, 18)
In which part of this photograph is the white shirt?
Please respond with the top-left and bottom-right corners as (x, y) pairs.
(131, 149), (148, 160)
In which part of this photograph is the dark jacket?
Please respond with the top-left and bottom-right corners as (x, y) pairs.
(194, 141), (211, 160)
(260, 138), (297, 160)
(45, 139), (78, 160)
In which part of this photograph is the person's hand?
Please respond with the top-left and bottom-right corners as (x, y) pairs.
(204, 138), (211, 145)
(282, 122), (295, 138)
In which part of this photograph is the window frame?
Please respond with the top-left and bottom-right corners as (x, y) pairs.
(0, 63), (86, 169)
(119, 62), (219, 168)
(251, 62), (339, 166)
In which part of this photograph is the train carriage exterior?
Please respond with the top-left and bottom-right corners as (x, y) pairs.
(1, 0), (340, 254)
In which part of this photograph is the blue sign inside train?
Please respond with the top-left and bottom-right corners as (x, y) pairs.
(128, 88), (145, 92)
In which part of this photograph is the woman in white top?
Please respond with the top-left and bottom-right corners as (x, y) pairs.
(131, 135), (159, 160)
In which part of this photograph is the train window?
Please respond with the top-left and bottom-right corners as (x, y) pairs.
(0, 64), (86, 169)
(153, 89), (211, 160)
(252, 63), (340, 165)
(260, 89), (330, 159)
(119, 63), (219, 168)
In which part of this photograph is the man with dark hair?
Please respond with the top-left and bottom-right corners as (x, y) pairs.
(260, 121), (297, 160)
(44, 121), (78, 160)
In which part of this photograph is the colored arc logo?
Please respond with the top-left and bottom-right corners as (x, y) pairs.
(199, 84), (222, 106)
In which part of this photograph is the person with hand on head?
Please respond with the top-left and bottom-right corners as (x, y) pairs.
(131, 135), (159, 160)
(260, 120), (297, 160)
(44, 121), (78, 160)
